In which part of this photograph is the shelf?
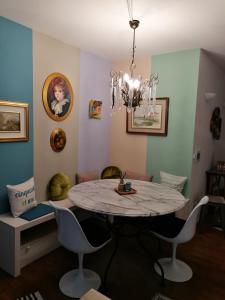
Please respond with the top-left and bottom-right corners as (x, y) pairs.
(21, 219), (57, 245)
(0, 198), (76, 277)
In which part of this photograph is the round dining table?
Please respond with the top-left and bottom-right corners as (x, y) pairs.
(68, 179), (188, 289)
(68, 179), (187, 217)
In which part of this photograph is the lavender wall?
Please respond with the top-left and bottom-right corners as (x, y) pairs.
(78, 52), (111, 174)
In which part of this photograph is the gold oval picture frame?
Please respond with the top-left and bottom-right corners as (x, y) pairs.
(50, 128), (66, 152)
(42, 72), (74, 121)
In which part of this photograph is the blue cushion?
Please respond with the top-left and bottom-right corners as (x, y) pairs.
(19, 203), (55, 221)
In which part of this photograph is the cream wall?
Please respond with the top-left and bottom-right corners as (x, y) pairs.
(33, 32), (80, 201)
(110, 57), (151, 173)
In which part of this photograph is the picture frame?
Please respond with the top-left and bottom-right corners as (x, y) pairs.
(126, 97), (169, 136)
(42, 72), (74, 122)
(89, 99), (102, 119)
(0, 100), (29, 142)
(50, 128), (66, 152)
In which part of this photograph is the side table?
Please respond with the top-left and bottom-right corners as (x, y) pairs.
(206, 168), (225, 196)
(200, 169), (225, 236)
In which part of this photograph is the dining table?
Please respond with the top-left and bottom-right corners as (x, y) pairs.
(68, 179), (188, 289)
(68, 179), (187, 217)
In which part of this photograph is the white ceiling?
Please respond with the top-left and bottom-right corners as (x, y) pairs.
(1, 0), (225, 62)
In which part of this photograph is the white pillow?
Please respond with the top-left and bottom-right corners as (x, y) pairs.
(160, 171), (187, 193)
(7, 177), (37, 217)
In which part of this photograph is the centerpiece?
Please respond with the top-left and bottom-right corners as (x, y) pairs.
(115, 171), (137, 195)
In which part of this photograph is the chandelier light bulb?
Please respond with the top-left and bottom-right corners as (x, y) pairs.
(133, 79), (140, 89)
(123, 73), (130, 83)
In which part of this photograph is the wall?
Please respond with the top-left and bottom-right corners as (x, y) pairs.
(110, 57), (151, 174)
(147, 49), (200, 197)
(33, 32), (80, 201)
(191, 50), (225, 203)
(0, 17), (33, 213)
(78, 52), (111, 174)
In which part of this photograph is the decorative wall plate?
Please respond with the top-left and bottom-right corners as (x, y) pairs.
(50, 128), (66, 152)
(210, 107), (222, 140)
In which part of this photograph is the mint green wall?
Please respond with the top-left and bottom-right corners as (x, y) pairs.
(147, 49), (200, 196)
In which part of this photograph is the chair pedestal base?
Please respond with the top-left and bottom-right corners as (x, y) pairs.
(59, 268), (101, 298)
(154, 258), (193, 282)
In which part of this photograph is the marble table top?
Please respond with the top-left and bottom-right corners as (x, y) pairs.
(68, 179), (187, 217)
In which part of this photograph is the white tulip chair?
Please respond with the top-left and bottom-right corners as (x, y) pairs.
(49, 201), (111, 298)
(151, 196), (208, 282)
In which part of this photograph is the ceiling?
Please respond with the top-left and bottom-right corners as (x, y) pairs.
(1, 0), (225, 63)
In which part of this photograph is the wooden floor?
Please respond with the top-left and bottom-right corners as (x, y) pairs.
(1, 226), (225, 300)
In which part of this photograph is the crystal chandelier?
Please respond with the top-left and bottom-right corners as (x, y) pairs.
(110, 1), (159, 115)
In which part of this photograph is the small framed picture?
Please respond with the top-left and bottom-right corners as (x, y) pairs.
(42, 72), (74, 121)
(127, 97), (169, 136)
(50, 128), (66, 152)
(0, 100), (29, 142)
(89, 99), (102, 119)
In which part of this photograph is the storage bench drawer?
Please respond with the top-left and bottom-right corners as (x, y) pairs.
(20, 231), (60, 268)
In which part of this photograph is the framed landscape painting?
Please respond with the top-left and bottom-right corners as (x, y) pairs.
(127, 97), (169, 136)
(0, 100), (29, 142)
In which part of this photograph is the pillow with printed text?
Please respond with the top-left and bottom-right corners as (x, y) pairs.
(7, 177), (37, 217)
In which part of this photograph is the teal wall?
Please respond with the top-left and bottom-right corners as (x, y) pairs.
(0, 17), (33, 213)
(147, 49), (200, 196)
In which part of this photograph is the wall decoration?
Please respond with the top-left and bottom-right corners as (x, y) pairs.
(42, 72), (74, 121)
(50, 128), (66, 152)
(89, 99), (102, 119)
(210, 107), (222, 140)
(127, 97), (169, 136)
(0, 100), (29, 142)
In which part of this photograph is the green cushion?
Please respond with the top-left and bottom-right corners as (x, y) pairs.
(101, 166), (122, 179)
(48, 172), (72, 201)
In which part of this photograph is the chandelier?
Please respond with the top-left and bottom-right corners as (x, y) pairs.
(110, 1), (159, 114)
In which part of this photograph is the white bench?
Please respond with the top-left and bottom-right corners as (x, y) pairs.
(0, 199), (75, 277)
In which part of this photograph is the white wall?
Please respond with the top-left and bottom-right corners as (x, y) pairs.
(33, 32), (80, 201)
(191, 50), (225, 203)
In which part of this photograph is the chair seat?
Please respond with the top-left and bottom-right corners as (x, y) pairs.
(150, 215), (185, 238)
(208, 195), (225, 204)
(80, 218), (111, 247)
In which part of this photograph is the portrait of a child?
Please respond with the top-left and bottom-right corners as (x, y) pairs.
(42, 73), (74, 121)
